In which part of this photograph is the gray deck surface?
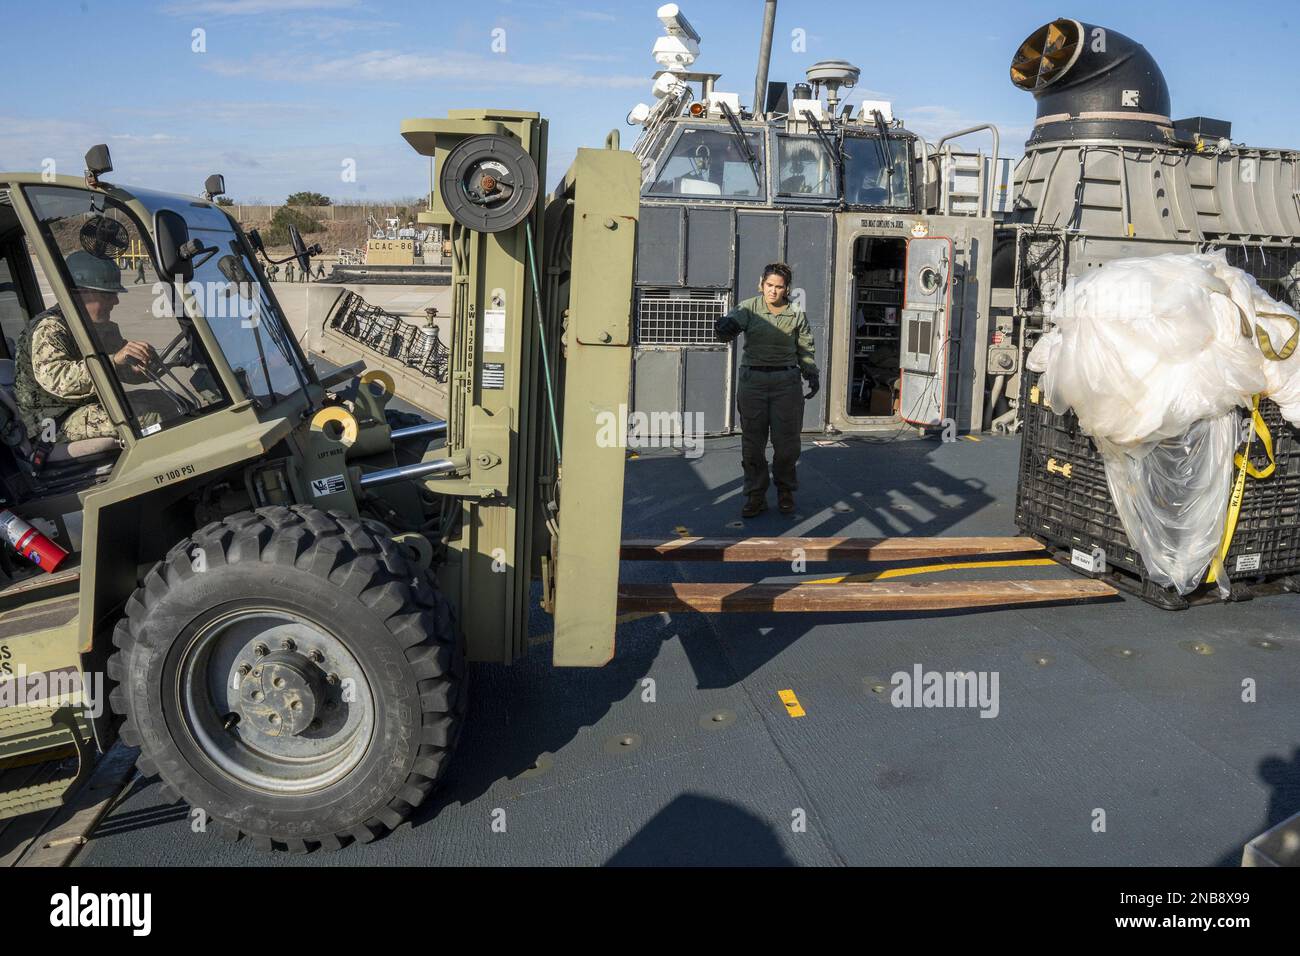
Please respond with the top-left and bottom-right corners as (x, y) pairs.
(76, 431), (1300, 866)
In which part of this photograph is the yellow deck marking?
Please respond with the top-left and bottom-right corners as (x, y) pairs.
(806, 557), (1055, 585)
(963, 435), (981, 441)
(778, 689), (806, 718)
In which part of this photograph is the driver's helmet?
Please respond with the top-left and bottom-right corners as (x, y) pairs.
(66, 251), (126, 294)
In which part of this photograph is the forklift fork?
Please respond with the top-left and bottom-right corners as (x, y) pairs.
(616, 535), (1117, 613)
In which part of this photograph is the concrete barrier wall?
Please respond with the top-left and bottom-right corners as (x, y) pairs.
(229, 204), (420, 223)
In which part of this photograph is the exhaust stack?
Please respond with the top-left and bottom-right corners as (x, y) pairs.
(752, 0), (778, 118)
(1011, 18), (1171, 146)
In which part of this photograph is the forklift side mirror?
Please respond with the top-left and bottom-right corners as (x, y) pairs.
(288, 224), (311, 274)
(204, 174), (226, 198)
(156, 210), (195, 285)
(84, 144), (113, 176)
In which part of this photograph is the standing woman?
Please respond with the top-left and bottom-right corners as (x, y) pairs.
(714, 263), (819, 517)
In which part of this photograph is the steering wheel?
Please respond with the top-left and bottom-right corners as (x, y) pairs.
(158, 329), (192, 368)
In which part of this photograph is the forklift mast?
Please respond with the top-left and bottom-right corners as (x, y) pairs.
(400, 110), (639, 667)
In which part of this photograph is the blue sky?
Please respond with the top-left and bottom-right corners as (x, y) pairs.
(1, 0), (1296, 202)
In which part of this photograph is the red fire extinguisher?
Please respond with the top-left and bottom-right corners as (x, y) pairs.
(0, 510), (69, 572)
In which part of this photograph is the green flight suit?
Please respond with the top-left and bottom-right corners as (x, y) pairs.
(722, 295), (817, 497)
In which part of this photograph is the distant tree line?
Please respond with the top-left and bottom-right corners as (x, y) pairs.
(221, 191), (430, 245)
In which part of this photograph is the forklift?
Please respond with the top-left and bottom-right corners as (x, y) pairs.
(0, 109), (1112, 852)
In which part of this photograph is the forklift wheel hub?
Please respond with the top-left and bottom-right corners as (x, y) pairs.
(239, 650), (324, 737)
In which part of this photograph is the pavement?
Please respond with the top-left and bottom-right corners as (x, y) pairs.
(75, 431), (1300, 866)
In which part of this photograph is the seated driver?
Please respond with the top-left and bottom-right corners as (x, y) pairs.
(14, 251), (159, 443)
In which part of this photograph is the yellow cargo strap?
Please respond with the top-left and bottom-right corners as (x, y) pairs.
(1207, 395), (1275, 585)
(1255, 314), (1300, 362)
(1236, 305), (1299, 362)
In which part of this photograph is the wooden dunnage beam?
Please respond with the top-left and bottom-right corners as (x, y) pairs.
(619, 536), (1046, 562)
(616, 578), (1117, 613)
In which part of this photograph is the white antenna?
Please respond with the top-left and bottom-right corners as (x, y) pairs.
(657, 3), (700, 45)
(629, 4), (703, 126)
(805, 59), (860, 114)
(653, 3), (700, 72)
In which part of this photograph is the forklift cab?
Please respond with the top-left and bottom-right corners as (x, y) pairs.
(0, 193), (128, 504)
(0, 151), (311, 566)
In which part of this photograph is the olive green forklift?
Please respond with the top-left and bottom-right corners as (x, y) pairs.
(0, 109), (1111, 852)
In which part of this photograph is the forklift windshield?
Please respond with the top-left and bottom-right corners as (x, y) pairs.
(169, 201), (306, 408)
(23, 185), (227, 436)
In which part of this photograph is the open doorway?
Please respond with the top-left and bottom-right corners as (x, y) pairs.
(847, 236), (906, 418)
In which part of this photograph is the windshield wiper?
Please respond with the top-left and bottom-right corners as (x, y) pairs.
(802, 111), (844, 195)
(870, 109), (895, 178)
(235, 236), (313, 405)
(247, 309), (278, 409)
(717, 101), (761, 187)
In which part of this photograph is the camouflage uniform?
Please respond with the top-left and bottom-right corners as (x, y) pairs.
(14, 307), (117, 442)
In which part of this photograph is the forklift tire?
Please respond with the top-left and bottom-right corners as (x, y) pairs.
(107, 505), (465, 852)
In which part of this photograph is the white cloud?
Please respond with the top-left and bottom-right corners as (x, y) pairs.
(161, 0), (357, 15)
(284, 15), (400, 39)
(204, 49), (646, 89)
(900, 104), (1030, 154)
(572, 10), (616, 21)
(221, 149), (263, 168)
(111, 101), (337, 129)
(0, 116), (197, 186)
(0, 114), (429, 200)
(564, 52), (629, 63)
(111, 133), (180, 143)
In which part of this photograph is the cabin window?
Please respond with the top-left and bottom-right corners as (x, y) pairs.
(775, 136), (837, 199)
(842, 136), (913, 208)
(646, 127), (765, 201)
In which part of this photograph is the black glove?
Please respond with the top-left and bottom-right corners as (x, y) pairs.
(802, 367), (820, 399)
(714, 313), (742, 342)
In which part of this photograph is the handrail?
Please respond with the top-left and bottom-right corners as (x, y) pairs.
(933, 124), (1001, 217)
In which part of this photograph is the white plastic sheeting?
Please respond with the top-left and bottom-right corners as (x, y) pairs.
(1094, 415), (1239, 594)
(1027, 251), (1300, 593)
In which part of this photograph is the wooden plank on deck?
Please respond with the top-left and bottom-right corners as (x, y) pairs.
(619, 536), (1046, 562)
(616, 578), (1117, 613)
